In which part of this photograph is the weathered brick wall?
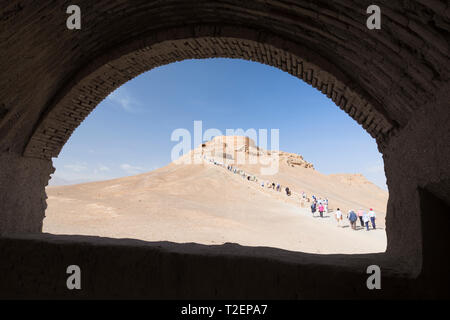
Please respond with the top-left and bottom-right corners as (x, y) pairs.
(0, 153), (54, 234)
(1, 1), (448, 157)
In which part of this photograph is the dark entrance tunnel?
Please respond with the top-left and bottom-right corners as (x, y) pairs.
(0, 1), (449, 298)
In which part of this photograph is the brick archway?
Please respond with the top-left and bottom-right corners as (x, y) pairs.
(23, 26), (397, 159)
(0, 1), (449, 298)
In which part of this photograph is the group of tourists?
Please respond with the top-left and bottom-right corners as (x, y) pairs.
(206, 156), (377, 232)
(210, 158), (294, 198)
(308, 195), (378, 232)
(225, 164), (257, 182)
(333, 208), (377, 231)
(344, 208), (377, 231)
(309, 196), (329, 218)
(260, 180), (292, 196)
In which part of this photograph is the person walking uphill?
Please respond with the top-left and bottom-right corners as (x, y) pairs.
(311, 202), (316, 216)
(363, 211), (370, 231)
(318, 203), (324, 218)
(348, 210), (357, 230)
(369, 208), (376, 229)
(335, 208), (342, 227)
(357, 209), (364, 227)
(285, 187), (291, 196)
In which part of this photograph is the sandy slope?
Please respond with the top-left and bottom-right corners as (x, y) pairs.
(44, 136), (388, 254)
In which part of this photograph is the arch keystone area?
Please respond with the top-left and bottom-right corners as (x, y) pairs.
(0, 1), (449, 298)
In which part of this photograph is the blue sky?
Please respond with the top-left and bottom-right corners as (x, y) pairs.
(51, 58), (387, 189)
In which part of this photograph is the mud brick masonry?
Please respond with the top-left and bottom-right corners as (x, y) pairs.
(0, 1), (449, 298)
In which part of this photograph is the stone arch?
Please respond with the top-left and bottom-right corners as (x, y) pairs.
(0, 1), (449, 297)
(23, 26), (397, 159)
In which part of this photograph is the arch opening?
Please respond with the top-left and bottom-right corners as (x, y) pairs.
(44, 58), (389, 255)
(1, 0), (449, 297)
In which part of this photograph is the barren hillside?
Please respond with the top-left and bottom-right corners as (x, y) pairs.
(44, 136), (388, 254)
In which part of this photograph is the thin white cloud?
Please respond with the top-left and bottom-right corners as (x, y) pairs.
(63, 163), (88, 172)
(366, 163), (385, 173)
(98, 165), (110, 172)
(93, 164), (111, 176)
(106, 88), (141, 113)
(120, 163), (146, 175)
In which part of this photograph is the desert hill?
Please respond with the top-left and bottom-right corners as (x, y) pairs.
(44, 136), (388, 254)
(179, 136), (387, 220)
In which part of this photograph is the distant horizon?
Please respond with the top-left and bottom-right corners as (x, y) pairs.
(49, 167), (385, 190)
(50, 133), (385, 191)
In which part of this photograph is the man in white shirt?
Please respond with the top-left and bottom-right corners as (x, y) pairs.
(368, 208), (376, 229)
(335, 208), (342, 227)
(363, 212), (370, 231)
